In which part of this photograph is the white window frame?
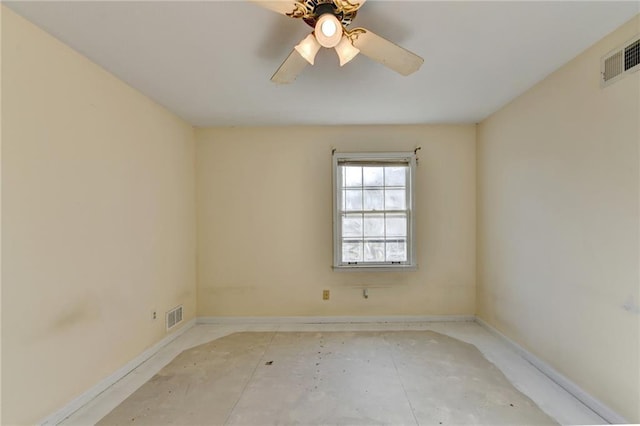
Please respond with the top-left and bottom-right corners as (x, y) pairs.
(332, 151), (417, 271)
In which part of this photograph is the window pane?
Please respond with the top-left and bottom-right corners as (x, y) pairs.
(364, 242), (385, 262)
(386, 214), (407, 237)
(344, 189), (362, 211)
(363, 214), (384, 237)
(342, 214), (362, 237)
(363, 167), (383, 186)
(344, 166), (362, 187)
(385, 167), (406, 186)
(335, 156), (414, 268)
(386, 241), (407, 261)
(385, 190), (406, 210)
(363, 190), (384, 211)
(342, 241), (363, 262)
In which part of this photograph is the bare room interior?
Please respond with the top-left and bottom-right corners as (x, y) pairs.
(1, 1), (639, 425)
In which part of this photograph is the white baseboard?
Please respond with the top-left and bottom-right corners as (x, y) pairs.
(38, 319), (196, 426)
(475, 317), (627, 425)
(197, 315), (476, 324)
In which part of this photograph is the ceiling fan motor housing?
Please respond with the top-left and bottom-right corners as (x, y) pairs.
(314, 2), (336, 17)
(303, 0), (357, 28)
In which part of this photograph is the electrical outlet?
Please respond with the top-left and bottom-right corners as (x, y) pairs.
(152, 311), (157, 320)
(323, 290), (330, 300)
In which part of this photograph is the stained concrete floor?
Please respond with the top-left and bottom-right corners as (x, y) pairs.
(98, 331), (557, 425)
(62, 322), (605, 426)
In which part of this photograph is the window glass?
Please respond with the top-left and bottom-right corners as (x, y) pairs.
(333, 153), (416, 269)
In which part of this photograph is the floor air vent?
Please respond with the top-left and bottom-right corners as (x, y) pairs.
(602, 35), (640, 86)
(166, 305), (183, 330)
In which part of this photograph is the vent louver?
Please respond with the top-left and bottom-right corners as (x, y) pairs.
(625, 39), (639, 71)
(602, 35), (640, 87)
(603, 51), (624, 82)
(166, 305), (183, 330)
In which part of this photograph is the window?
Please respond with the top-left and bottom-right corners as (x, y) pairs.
(333, 152), (416, 270)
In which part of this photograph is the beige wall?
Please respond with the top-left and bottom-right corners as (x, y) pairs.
(2, 7), (196, 424)
(477, 15), (640, 423)
(196, 125), (476, 317)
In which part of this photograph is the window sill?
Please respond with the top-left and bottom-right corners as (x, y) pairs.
(332, 265), (417, 273)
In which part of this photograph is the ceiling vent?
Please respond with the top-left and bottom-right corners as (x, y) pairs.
(601, 35), (640, 87)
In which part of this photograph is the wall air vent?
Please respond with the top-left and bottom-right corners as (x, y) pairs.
(602, 35), (640, 87)
(625, 39), (640, 71)
(166, 305), (183, 331)
(603, 50), (624, 83)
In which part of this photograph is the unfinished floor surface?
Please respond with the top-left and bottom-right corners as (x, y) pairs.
(98, 331), (556, 425)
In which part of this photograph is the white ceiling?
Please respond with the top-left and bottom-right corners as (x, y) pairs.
(7, 1), (639, 126)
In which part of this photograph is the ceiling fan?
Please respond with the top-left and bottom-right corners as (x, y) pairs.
(251, 0), (424, 83)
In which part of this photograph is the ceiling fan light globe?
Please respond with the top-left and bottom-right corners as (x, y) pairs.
(314, 14), (342, 48)
(294, 33), (321, 65)
(335, 35), (360, 66)
(321, 19), (336, 37)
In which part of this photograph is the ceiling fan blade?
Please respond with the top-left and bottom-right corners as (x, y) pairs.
(334, 0), (367, 13)
(249, 0), (309, 18)
(348, 28), (423, 76)
(271, 48), (309, 84)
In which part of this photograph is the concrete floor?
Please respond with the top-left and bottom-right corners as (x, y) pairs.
(62, 322), (606, 425)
